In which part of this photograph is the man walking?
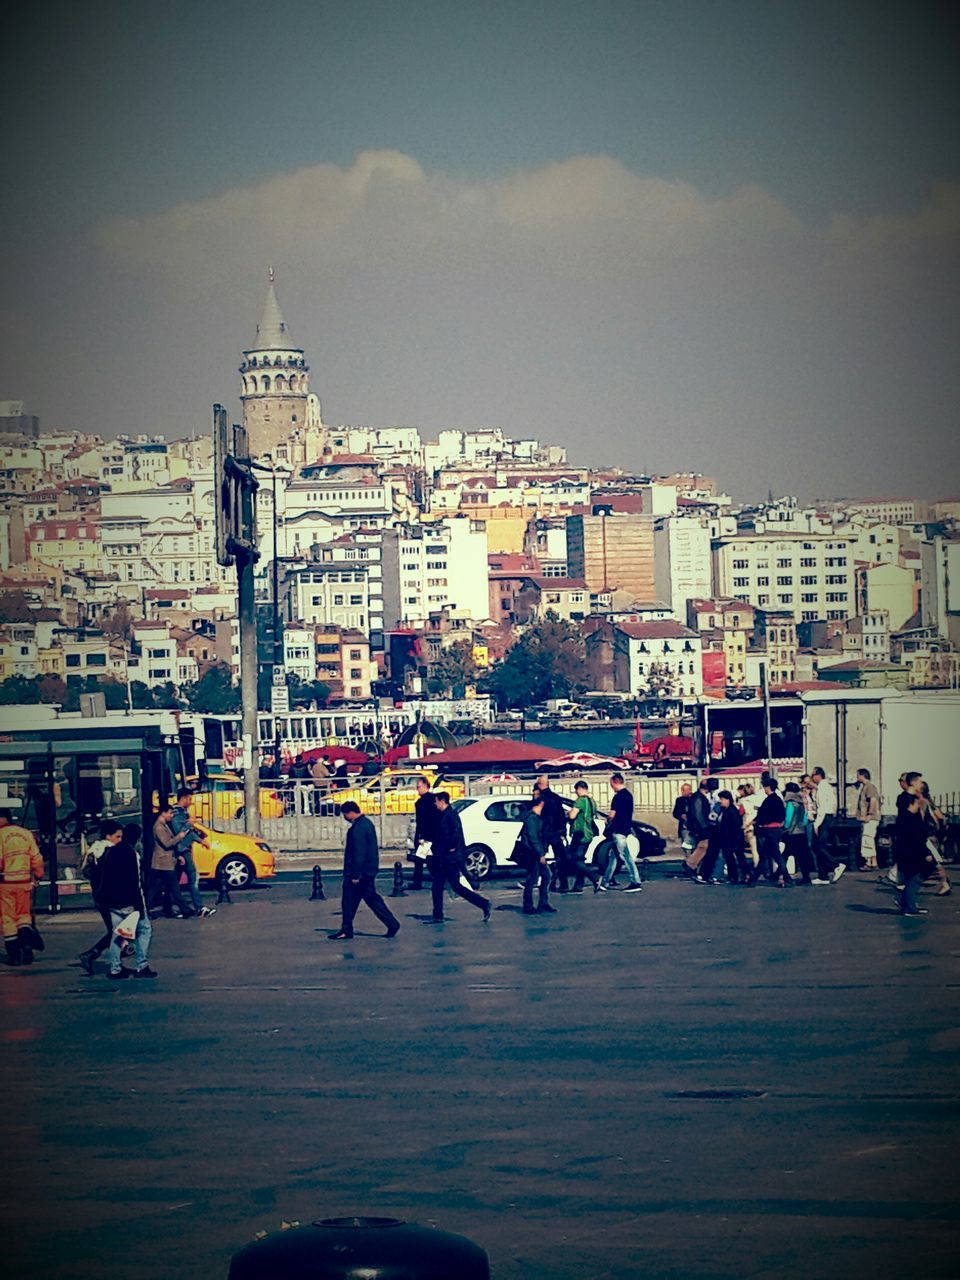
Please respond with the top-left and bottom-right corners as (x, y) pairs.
(428, 792), (491, 924)
(672, 782), (693, 846)
(331, 801), (399, 940)
(520, 794), (554, 915)
(681, 778), (720, 877)
(600, 774), (642, 893)
(855, 768), (881, 870)
(536, 773), (572, 892)
(149, 804), (196, 918)
(0, 809), (44, 966)
(811, 766), (845, 883)
(565, 780), (601, 892)
(410, 776), (439, 892)
(171, 790), (215, 918)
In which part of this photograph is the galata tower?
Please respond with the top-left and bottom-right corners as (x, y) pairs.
(239, 269), (310, 458)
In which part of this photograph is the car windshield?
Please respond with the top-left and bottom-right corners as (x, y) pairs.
(451, 798), (477, 813)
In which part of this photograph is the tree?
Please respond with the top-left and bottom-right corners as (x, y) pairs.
(0, 591), (34, 623)
(480, 618), (587, 709)
(428, 640), (479, 697)
(37, 675), (68, 705)
(184, 662), (241, 714)
(288, 676), (331, 708)
(0, 675), (41, 704)
(101, 604), (134, 642)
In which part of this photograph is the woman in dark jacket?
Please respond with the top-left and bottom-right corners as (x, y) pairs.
(748, 779), (792, 886)
(97, 827), (155, 979)
(697, 790), (748, 884)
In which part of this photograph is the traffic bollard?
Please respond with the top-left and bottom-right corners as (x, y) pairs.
(309, 865), (326, 900)
(217, 868), (232, 905)
(228, 1216), (490, 1278)
(390, 861), (406, 897)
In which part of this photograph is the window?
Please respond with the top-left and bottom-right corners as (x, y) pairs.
(800, 558), (816, 568)
(732, 558), (749, 569)
(87, 653), (107, 667)
(66, 654), (81, 667)
(349, 595), (362, 605)
(349, 649), (361, 660)
(350, 668), (362, 678)
(333, 595), (344, 606)
(776, 558), (792, 568)
(800, 575), (816, 585)
(777, 575), (793, 586)
(757, 576), (769, 586)
(733, 577), (749, 588)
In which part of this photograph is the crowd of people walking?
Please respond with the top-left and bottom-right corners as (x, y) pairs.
(1, 762), (953, 970)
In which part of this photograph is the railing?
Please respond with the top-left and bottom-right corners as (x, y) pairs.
(208, 765), (801, 853)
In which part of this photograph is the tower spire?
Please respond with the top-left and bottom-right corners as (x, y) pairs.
(254, 268), (292, 349)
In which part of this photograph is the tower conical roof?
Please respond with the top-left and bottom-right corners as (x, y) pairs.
(251, 268), (298, 351)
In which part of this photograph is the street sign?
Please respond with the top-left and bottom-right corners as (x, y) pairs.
(271, 682), (289, 714)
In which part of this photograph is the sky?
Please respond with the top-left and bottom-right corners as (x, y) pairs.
(2, 0), (958, 500)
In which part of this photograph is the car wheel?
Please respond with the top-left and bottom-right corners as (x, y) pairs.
(464, 844), (495, 881)
(216, 854), (255, 890)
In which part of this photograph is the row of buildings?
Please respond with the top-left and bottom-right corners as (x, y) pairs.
(1, 278), (958, 706)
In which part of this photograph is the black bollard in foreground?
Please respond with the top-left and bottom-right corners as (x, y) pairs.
(228, 1216), (489, 1279)
(390, 861), (406, 897)
(309, 865), (326, 900)
(216, 868), (232, 905)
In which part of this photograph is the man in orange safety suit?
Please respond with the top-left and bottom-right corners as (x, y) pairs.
(0, 808), (45, 966)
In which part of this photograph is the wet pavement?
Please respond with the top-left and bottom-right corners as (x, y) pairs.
(2, 869), (959, 1279)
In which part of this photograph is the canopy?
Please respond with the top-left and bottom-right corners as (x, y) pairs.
(535, 751), (629, 771)
(409, 737), (567, 768)
(300, 745), (370, 767)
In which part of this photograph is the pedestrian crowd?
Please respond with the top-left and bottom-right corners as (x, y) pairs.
(1, 765), (953, 970)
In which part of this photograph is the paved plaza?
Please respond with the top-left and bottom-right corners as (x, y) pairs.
(2, 869), (959, 1279)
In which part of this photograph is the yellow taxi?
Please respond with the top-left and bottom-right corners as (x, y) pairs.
(186, 773), (285, 824)
(331, 768), (465, 815)
(190, 821), (276, 890)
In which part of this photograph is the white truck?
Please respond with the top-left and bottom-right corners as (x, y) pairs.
(800, 688), (960, 814)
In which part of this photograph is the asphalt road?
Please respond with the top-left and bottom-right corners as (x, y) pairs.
(1, 869), (958, 1280)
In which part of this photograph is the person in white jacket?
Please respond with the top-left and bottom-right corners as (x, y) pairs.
(811, 766), (845, 883)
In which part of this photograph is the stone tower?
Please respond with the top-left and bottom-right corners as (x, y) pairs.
(239, 269), (310, 458)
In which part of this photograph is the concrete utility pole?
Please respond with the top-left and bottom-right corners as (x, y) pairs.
(214, 405), (261, 836)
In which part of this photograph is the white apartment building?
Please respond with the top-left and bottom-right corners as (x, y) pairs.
(843, 611), (891, 663)
(612, 622), (704, 699)
(712, 532), (858, 622)
(282, 561), (374, 635)
(100, 478), (231, 589)
(0, 445), (44, 493)
(381, 517), (489, 629)
(282, 625), (316, 682)
(841, 498), (920, 525)
(653, 515), (713, 617)
(127, 623), (179, 686)
(120, 438), (171, 487)
(920, 533), (960, 644)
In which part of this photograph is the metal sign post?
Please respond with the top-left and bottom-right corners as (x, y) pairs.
(213, 405), (261, 836)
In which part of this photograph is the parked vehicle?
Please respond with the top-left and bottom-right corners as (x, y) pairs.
(331, 768), (464, 816)
(187, 773), (285, 823)
(453, 794), (666, 881)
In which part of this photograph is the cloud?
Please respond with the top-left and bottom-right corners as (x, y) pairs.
(97, 149), (813, 281)
(81, 151), (960, 499)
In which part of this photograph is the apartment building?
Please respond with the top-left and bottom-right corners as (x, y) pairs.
(653, 515), (713, 617)
(26, 517), (103, 575)
(313, 626), (373, 701)
(381, 517), (488, 629)
(612, 621), (704, 699)
(566, 510), (655, 605)
(712, 532), (857, 622)
(282, 559), (374, 635)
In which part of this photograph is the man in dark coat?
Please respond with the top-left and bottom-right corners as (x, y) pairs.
(410, 776), (439, 891)
(97, 826), (155, 979)
(428, 792), (491, 924)
(520, 795), (555, 915)
(535, 772), (572, 892)
(331, 802), (399, 940)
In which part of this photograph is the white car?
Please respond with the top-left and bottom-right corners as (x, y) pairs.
(452, 794), (665, 881)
